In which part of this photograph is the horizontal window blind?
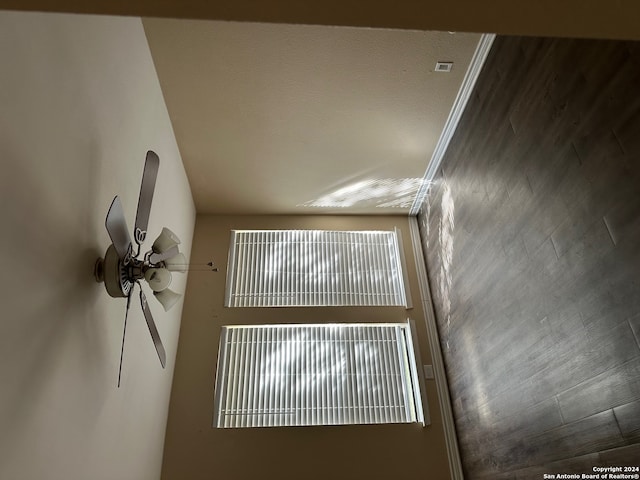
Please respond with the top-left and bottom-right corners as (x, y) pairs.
(224, 230), (407, 307)
(213, 323), (421, 428)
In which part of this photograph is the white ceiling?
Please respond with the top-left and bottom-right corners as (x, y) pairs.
(143, 18), (481, 215)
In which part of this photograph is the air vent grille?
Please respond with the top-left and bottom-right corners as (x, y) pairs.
(435, 62), (453, 72)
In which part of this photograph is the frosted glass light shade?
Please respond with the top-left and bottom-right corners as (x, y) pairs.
(152, 227), (181, 253)
(144, 267), (172, 292)
(164, 252), (188, 272)
(154, 288), (182, 312)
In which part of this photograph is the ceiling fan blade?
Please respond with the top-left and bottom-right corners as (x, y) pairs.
(117, 285), (135, 388)
(140, 289), (167, 368)
(148, 245), (179, 265)
(133, 150), (160, 246)
(105, 196), (133, 261)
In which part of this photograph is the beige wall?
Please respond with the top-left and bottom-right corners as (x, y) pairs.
(162, 214), (450, 480)
(142, 18), (481, 217)
(0, 12), (195, 480)
(1, 0), (640, 40)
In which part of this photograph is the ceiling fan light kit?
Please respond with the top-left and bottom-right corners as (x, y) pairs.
(164, 252), (189, 273)
(152, 227), (181, 253)
(154, 288), (183, 312)
(144, 267), (173, 292)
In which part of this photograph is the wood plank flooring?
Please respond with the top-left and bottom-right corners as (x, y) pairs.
(417, 36), (640, 478)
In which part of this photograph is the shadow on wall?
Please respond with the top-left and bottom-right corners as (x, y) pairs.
(0, 133), (112, 456)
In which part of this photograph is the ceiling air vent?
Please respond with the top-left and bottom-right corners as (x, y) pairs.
(435, 61), (453, 72)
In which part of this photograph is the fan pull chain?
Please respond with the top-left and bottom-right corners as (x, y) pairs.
(169, 260), (218, 272)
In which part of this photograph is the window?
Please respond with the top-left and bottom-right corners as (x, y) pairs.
(224, 229), (409, 307)
(213, 322), (425, 428)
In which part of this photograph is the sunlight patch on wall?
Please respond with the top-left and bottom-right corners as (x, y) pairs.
(299, 178), (423, 209)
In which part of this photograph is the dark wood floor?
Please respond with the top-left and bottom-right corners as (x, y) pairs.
(418, 37), (640, 478)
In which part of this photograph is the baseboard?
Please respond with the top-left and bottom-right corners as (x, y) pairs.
(408, 216), (464, 480)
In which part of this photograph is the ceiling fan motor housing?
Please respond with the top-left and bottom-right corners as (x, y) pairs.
(100, 244), (133, 298)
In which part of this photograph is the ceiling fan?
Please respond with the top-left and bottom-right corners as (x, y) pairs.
(94, 150), (187, 386)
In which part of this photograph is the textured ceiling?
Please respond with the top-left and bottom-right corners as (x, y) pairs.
(143, 19), (481, 214)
